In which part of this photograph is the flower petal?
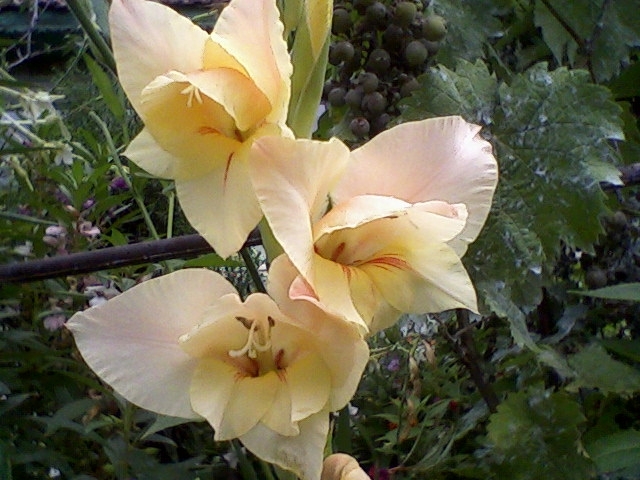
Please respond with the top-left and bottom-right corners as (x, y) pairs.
(249, 136), (350, 277)
(268, 256), (370, 408)
(175, 146), (262, 258)
(211, 0), (292, 123)
(124, 128), (182, 179)
(109, 0), (208, 114)
(66, 269), (236, 419)
(361, 235), (478, 318)
(191, 358), (280, 440)
(284, 352), (331, 422)
(260, 381), (298, 436)
(138, 72), (241, 180)
(239, 411), (330, 480)
(187, 69), (271, 132)
(333, 116), (498, 253)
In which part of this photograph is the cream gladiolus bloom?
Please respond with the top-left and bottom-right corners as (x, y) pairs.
(249, 116), (498, 333)
(110, 0), (292, 257)
(67, 265), (368, 480)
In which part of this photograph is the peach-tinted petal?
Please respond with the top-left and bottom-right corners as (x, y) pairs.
(239, 411), (330, 480)
(285, 352), (331, 422)
(139, 72), (241, 180)
(333, 116), (498, 254)
(109, 0), (208, 114)
(179, 294), (252, 359)
(268, 256), (369, 408)
(260, 381), (298, 436)
(66, 269), (236, 419)
(186, 69), (271, 132)
(314, 200), (467, 266)
(124, 128), (182, 179)
(249, 136), (350, 275)
(190, 358), (280, 440)
(175, 146), (262, 258)
(188, 357), (237, 435)
(211, 0), (292, 123)
(362, 237), (478, 317)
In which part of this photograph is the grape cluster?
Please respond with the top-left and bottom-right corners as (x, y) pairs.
(321, 0), (447, 143)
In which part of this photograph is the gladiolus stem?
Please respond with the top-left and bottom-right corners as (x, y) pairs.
(240, 247), (267, 293)
(65, 0), (117, 73)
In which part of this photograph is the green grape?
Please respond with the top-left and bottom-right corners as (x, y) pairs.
(404, 40), (428, 66)
(393, 1), (417, 28)
(421, 14), (447, 41)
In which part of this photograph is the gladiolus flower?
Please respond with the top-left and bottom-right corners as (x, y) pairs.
(249, 116), (498, 333)
(67, 264), (368, 479)
(110, 0), (292, 257)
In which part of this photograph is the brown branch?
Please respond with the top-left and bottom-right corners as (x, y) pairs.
(443, 310), (499, 413)
(0, 231), (261, 284)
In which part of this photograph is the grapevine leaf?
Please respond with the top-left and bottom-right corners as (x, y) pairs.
(429, 0), (503, 67)
(567, 344), (640, 395)
(585, 429), (640, 475)
(486, 389), (594, 479)
(534, 0), (640, 82)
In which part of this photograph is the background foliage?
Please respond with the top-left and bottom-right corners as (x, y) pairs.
(1, 0), (639, 478)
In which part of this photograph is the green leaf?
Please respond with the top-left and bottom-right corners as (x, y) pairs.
(585, 429), (640, 474)
(83, 55), (125, 121)
(140, 414), (197, 440)
(429, 0), (503, 67)
(398, 59), (497, 123)
(182, 253), (242, 268)
(534, 0), (640, 82)
(570, 283), (640, 301)
(486, 389), (593, 479)
(601, 339), (640, 363)
(567, 344), (640, 395)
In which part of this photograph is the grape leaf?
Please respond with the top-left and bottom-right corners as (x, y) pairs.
(534, 0), (640, 82)
(486, 389), (594, 479)
(585, 429), (640, 475)
(429, 0), (504, 68)
(567, 343), (640, 395)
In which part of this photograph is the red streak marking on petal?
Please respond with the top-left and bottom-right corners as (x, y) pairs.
(341, 264), (352, 281)
(198, 126), (222, 136)
(231, 356), (259, 379)
(366, 255), (409, 272)
(223, 153), (234, 191)
(274, 349), (286, 369)
(330, 242), (346, 262)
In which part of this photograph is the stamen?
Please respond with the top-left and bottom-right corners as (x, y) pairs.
(228, 318), (272, 359)
(180, 84), (203, 108)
